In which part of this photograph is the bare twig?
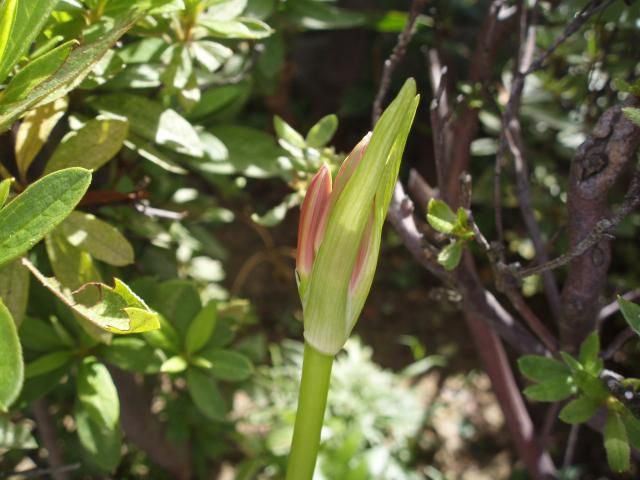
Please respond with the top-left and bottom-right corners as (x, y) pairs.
(8, 463), (80, 479)
(602, 328), (636, 360)
(371, 0), (427, 124)
(598, 288), (640, 324)
(32, 399), (68, 480)
(563, 424), (580, 468)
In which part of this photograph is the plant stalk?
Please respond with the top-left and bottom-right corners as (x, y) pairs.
(285, 341), (334, 480)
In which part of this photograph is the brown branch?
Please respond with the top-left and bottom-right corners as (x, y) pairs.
(371, 0), (427, 125)
(32, 399), (68, 480)
(107, 367), (192, 480)
(602, 328), (635, 360)
(598, 288), (640, 324)
(560, 100), (640, 349)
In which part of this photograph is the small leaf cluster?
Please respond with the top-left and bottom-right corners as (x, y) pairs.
(426, 199), (475, 271)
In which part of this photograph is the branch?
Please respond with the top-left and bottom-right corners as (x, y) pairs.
(32, 399), (69, 480)
(598, 288), (640, 324)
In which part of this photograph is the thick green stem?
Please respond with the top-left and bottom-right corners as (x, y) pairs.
(285, 341), (334, 480)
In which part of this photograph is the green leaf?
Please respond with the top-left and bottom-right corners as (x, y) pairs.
(0, 178), (11, 208)
(437, 241), (463, 271)
(573, 370), (609, 401)
(25, 350), (73, 379)
(18, 316), (73, 352)
(559, 395), (601, 424)
(58, 211), (134, 266)
(0, 0), (58, 85)
(77, 357), (119, 430)
(306, 114), (338, 148)
(285, 0), (366, 30)
(0, 15), (140, 132)
(579, 331), (602, 376)
(0, 258), (29, 326)
(205, 0), (247, 20)
(187, 368), (227, 421)
(621, 408), (640, 450)
(198, 16), (273, 39)
(89, 93), (203, 157)
(427, 199), (457, 234)
(274, 115), (306, 149)
(99, 337), (163, 374)
(518, 355), (570, 382)
(198, 348), (253, 382)
(1, 40), (76, 105)
(15, 98), (68, 180)
(622, 107), (640, 128)
(23, 259), (160, 334)
(190, 40), (232, 72)
(0, 300), (23, 410)
(523, 376), (574, 402)
(185, 301), (217, 355)
(160, 355), (188, 373)
(0, 168), (91, 267)
(618, 296), (640, 337)
(44, 118), (129, 174)
(604, 411), (630, 473)
(0, 416), (37, 449)
(560, 351), (583, 372)
(152, 280), (202, 339)
(75, 403), (121, 472)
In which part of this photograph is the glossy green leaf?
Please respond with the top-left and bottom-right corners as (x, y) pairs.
(0, 178), (12, 208)
(99, 337), (163, 374)
(152, 280), (201, 338)
(198, 348), (253, 382)
(523, 377), (574, 402)
(618, 296), (640, 337)
(0, 416), (37, 449)
(18, 316), (73, 352)
(205, 0), (247, 20)
(573, 370), (609, 401)
(559, 351), (583, 372)
(0, 300), (23, 410)
(558, 395), (601, 424)
(77, 357), (119, 430)
(25, 350), (74, 379)
(75, 403), (121, 472)
(59, 211), (134, 266)
(15, 97), (68, 180)
(89, 93), (203, 157)
(198, 16), (273, 39)
(186, 301), (217, 355)
(274, 115), (306, 148)
(0, 168), (91, 267)
(604, 411), (630, 473)
(44, 118), (129, 174)
(0, 0), (58, 85)
(23, 259), (160, 334)
(306, 114), (338, 148)
(285, 0), (366, 30)
(579, 331), (602, 376)
(0, 15), (140, 132)
(190, 40), (232, 72)
(437, 241), (463, 271)
(518, 355), (571, 382)
(1, 41), (76, 105)
(621, 408), (640, 450)
(161, 355), (188, 373)
(187, 368), (227, 421)
(427, 199), (457, 234)
(0, 258), (29, 326)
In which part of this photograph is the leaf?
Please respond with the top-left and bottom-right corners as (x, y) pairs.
(44, 118), (129, 174)
(604, 411), (630, 473)
(0, 416), (37, 449)
(559, 351), (583, 372)
(0, 15), (140, 132)
(190, 40), (232, 72)
(518, 355), (571, 382)
(579, 331), (602, 376)
(0, 178), (11, 208)
(23, 259), (160, 334)
(99, 337), (163, 374)
(0, 168), (92, 267)
(185, 301), (217, 355)
(187, 368), (227, 420)
(274, 115), (306, 148)
(0, 0), (58, 85)
(1, 40), (76, 105)
(198, 348), (254, 382)
(59, 211), (134, 266)
(152, 280), (202, 339)
(25, 350), (74, 379)
(89, 93), (203, 157)
(573, 370), (609, 401)
(0, 300), (23, 410)
(205, 0), (247, 20)
(77, 357), (119, 430)
(19, 316), (74, 352)
(306, 114), (338, 148)
(75, 403), (121, 472)
(621, 408), (640, 450)
(622, 107), (640, 128)
(437, 241), (463, 271)
(559, 396), (601, 424)
(160, 355), (188, 373)
(198, 16), (273, 39)
(427, 199), (457, 234)
(285, 0), (366, 30)
(0, 258), (29, 326)
(15, 97), (68, 180)
(523, 376), (574, 402)
(618, 296), (640, 337)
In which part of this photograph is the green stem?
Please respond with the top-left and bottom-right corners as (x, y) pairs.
(285, 341), (334, 480)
